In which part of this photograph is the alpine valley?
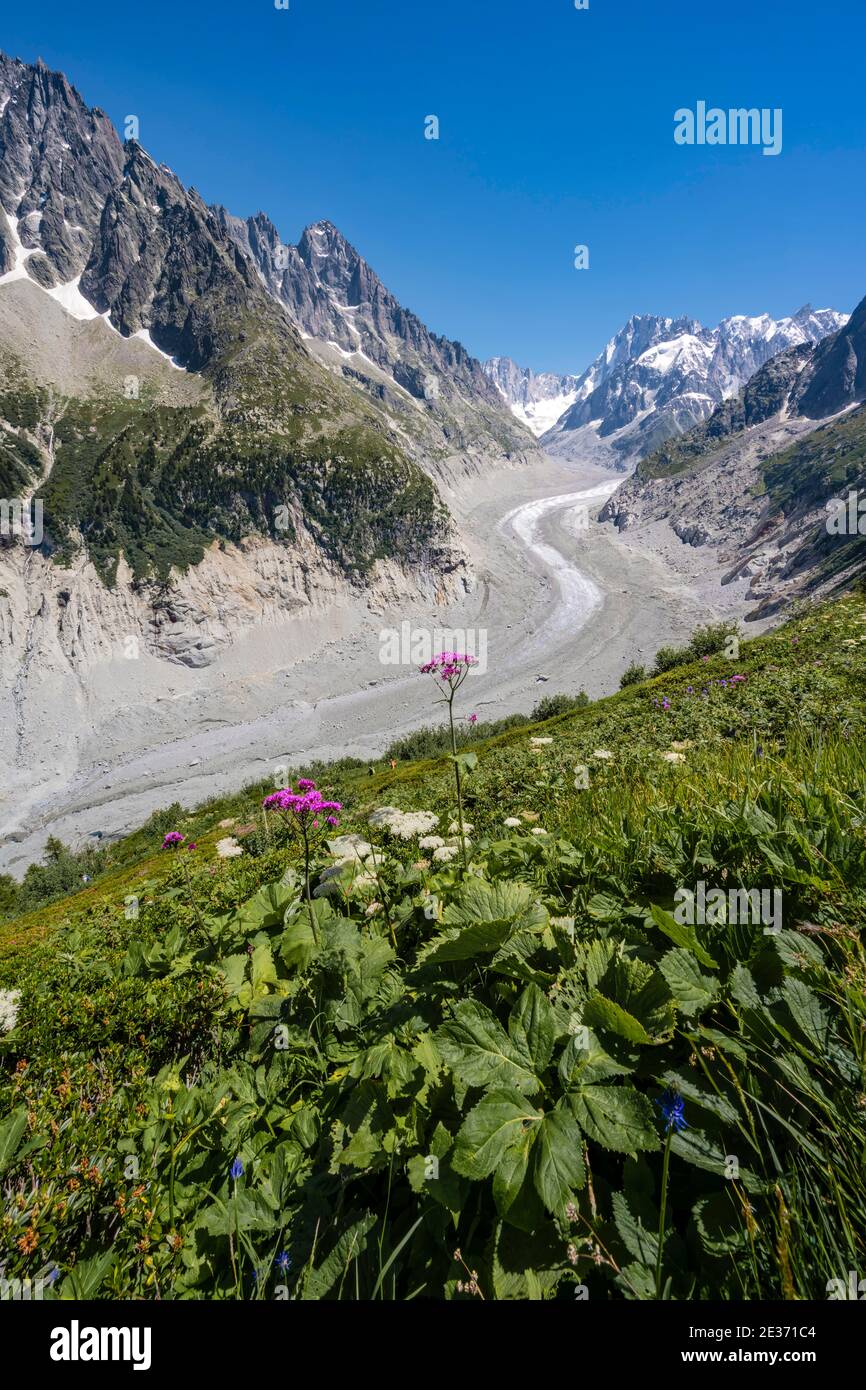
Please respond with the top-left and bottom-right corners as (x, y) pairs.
(2, 26), (866, 1317)
(0, 51), (864, 875)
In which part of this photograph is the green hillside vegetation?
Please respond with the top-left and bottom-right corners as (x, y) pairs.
(0, 297), (453, 586)
(1, 594), (865, 1300)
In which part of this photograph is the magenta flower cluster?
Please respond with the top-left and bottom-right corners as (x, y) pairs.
(161, 832), (197, 851)
(419, 651), (478, 682)
(263, 781), (342, 830)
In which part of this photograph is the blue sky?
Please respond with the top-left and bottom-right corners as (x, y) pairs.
(4, 0), (864, 372)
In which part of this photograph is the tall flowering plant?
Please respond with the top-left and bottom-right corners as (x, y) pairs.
(419, 652), (478, 869)
(263, 779), (341, 944)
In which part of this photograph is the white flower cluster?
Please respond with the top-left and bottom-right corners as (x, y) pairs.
(0, 988), (21, 1033)
(368, 807), (440, 841)
(316, 833), (384, 897)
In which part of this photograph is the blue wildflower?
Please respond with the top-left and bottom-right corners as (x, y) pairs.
(230, 1157), (244, 1180)
(275, 1251), (292, 1273)
(656, 1088), (687, 1133)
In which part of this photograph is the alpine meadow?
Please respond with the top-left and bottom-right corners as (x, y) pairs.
(1, 0), (865, 1340)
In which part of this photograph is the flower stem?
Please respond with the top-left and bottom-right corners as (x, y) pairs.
(655, 1127), (673, 1298)
(448, 690), (467, 872)
(301, 826), (319, 946)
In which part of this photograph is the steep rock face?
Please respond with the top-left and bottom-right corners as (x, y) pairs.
(0, 525), (471, 859)
(0, 54), (124, 284)
(482, 356), (580, 436)
(597, 294), (866, 615)
(215, 209), (537, 467)
(794, 295), (866, 419)
(0, 53), (471, 587)
(80, 144), (273, 371)
(540, 306), (847, 469)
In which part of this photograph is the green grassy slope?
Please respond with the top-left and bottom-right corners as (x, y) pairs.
(1, 594), (865, 1300)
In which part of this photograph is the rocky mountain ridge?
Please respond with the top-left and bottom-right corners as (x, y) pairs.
(597, 294), (866, 615)
(482, 356), (580, 437)
(214, 209), (534, 472)
(487, 305), (847, 470)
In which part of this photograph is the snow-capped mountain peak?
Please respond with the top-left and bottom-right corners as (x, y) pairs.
(487, 305), (848, 466)
(483, 356), (581, 436)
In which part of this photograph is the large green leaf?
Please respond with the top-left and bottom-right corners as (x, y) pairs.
(612, 1188), (660, 1265)
(603, 955), (675, 1038)
(300, 1213), (377, 1300)
(57, 1251), (116, 1300)
(532, 1105), (587, 1214)
(509, 984), (558, 1074)
(658, 948), (719, 1017)
(407, 1124), (467, 1215)
(0, 1107), (28, 1176)
(235, 878), (297, 931)
(782, 977), (830, 1051)
(279, 916), (319, 971)
(441, 878), (547, 933)
(671, 1128), (764, 1193)
(583, 994), (652, 1045)
(659, 1070), (739, 1126)
(416, 919), (515, 966)
(569, 1086), (659, 1153)
(649, 903), (719, 969)
(235, 942), (278, 1008)
(558, 1029), (633, 1086)
(436, 1001), (540, 1094)
(492, 1127), (540, 1228)
(452, 1090), (541, 1180)
(199, 1189), (279, 1235)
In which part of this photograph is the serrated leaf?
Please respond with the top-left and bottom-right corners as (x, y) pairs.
(729, 963), (761, 1010)
(300, 1214), (377, 1300)
(782, 977), (830, 1050)
(649, 903), (719, 969)
(659, 1070), (739, 1125)
(671, 1129), (764, 1193)
(442, 878), (547, 931)
(532, 1105), (586, 1214)
(417, 919), (514, 966)
(773, 929), (824, 972)
(599, 955), (676, 1040)
(436, 1001), (540, 1093)
(509, 983), (558, 1074)
(452, 1090), (541, 1180)
(612, 1189), (660, 1265)
(558, 1029), (633, 1086)
(658, 948), (719, 1017)
(569, 1085), (659, 1152)
(492, 1127), (538, 1225)
(583, 993), (652, 1044)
